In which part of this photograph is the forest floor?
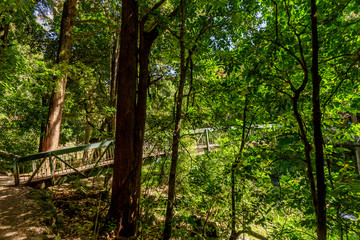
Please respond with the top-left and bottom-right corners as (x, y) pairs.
(0, 173), (52, 240)
(0, 172), (241, 239)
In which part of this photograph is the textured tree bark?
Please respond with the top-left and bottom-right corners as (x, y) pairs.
(107, 0), (139, 237)
(84, 122), (91, 144)
(163, 1), (186, 239)
(106, 0), (173, 236)
(136, 23), (158, 156)
(134, 20), (159, 205)
(41, 0), (77, 152)
(310, 0), (327, 239)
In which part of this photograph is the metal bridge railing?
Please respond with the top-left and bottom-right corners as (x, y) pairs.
(13, 128), (220, 185)
(13, 140), (114, 186)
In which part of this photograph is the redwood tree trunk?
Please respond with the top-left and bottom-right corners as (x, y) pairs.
(310, 0), (327, 239)
(133, 21), (160, 205)
(107, 0), (139, 237)
(107, 0), (170, 236)
(41, 0), (77, 152)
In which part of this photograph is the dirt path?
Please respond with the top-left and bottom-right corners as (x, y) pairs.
(0, 174), (49, 240)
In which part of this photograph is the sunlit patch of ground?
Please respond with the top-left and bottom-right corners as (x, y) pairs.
(0, 175), (51, 240)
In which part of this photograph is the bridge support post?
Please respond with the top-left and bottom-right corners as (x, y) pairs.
(49, 153), (55, 185)
(13, 159), (20, 186)
(31, 160), (36, 172)
(205, 129), (210, 153)
(164, 142), (168, 157)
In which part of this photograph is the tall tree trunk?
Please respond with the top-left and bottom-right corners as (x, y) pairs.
(310, 0), (327, 239)
(106, 0), (171, 236)
(109, 31), (120, 136)
(292, 94), (318, 216)
(230, 96), (248, 240)
(355, 143), (360, 176)
(133, 19), (160, 206)
(41, 0), (77, 152)
(163, 1), (186, 239)
(107, 0), (139, 237)
(38, 96), (48, 152)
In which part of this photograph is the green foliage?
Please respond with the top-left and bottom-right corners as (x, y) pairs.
(2, 0), (360, 238)
(0, 44), (53, 158)
(27, 178), (110, 239)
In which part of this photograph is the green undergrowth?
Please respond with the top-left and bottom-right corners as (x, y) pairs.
(25, 153), (360, 240)
(27, 176), (110, 240)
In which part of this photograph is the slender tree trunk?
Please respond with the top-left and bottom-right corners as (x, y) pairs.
(355, 144), (360, 176)
(230, 96), (248, 240)
(38, 96), (48, 152)
(0, 20), (10, 63)
(355, 146), (360, 176)
(107, 0), (139, 237)
(310, 1), (327, 239)
(0, 22), (10, 46)
(163, 1), (186, 239)
(84, 122), (91, 144)
(351, 114), (360, 176)
(41, 0), (77, 152)
(38, 121), (46, 152)
(109, 31), (120, 136)
(292, 94), (318, 216)
(230, 167), (236, 240)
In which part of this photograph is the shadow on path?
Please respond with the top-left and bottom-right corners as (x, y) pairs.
(0, 174), (49, 240)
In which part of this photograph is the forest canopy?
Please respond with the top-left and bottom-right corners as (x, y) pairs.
(1, 0), (360, 239)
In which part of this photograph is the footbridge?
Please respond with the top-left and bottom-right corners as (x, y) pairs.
(13, 128), (218, 186)
(13, 124), (360, 186)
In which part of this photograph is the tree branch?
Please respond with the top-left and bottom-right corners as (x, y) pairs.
(142, 0), (167, 21)
(150, 75), (165, 85)
(74, 20), (117, 29)
(74, 29), (111, 39)
(323, 0), (352, 24)
(322, 57), (359, 109)
(75, 6), (109, 15)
